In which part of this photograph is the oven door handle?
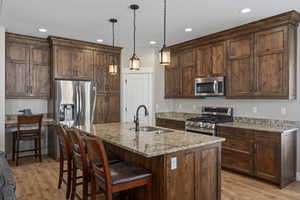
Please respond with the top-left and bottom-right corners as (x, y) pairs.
(213, 80), (218, 94)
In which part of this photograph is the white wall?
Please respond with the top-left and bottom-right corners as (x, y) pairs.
(0, 26), (5, 152)
(5, 99), (48, 115)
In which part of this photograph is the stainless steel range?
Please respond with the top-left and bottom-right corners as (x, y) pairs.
(185, 107), (233, 136)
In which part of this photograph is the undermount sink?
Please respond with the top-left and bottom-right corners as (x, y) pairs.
(129, 126), (173, 134)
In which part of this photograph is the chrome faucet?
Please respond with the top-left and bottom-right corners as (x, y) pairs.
(134, 105), (149, 132)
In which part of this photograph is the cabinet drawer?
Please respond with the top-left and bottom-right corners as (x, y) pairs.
(218, 127), (254, 140)
(254, 131), (280, 144)
(222, 138), (253, 154)
(156, 118), (185, 131)
(222, 149), (254, 175)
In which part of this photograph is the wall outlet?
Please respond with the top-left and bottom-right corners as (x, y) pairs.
(281, 107), (287, 115)
(178, 104), (182, 109)
(252, 106), (257, 114)
(155, 104), (159, 110)
(171, 157), (177, 170)
(193, 104), (197, 111)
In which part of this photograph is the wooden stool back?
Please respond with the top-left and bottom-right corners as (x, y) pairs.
(17, 114), (43, 136)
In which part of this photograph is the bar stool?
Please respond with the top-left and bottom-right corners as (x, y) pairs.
(67, 129), (120, 200)
(56, 124), (73, 199)
(12, 114), (43, 166)
(84, 136), (152, 200)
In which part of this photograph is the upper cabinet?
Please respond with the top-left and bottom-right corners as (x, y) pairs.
(166, 11), (300, 99)
(52, 45), (93, 80)
(5, 33), (50, 98)
(195, 42), (225, 77)
(165, 53), (181, 98)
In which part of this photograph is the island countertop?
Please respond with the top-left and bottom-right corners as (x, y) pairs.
(75, 123), (225, 158)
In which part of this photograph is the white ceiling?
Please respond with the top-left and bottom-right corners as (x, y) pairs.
(0, 0), (300, 48)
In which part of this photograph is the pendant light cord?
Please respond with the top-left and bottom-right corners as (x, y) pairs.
(163, 0), (166, 48)
(133, 8), (136, 56)
(112, 22), (115, 48)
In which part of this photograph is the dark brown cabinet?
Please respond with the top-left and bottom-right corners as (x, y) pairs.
(181, 50), (196, 97)
(217, 126), (297, 188)
(156, 118), (185, 130)
(165, 53), (181, 98)
(94, 93), (120, 124)
(227, 35), (254, 97)
(166, 11), (300, 99)
(5, 33), (50, 98)
(52, 45), (94, 80)
(254, 26), (288, 98)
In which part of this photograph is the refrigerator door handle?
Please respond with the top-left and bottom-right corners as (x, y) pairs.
(91, 85), (97, 124)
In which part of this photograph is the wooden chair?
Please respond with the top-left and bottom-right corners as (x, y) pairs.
(12, 114), (43, 166)
(56, 124), (73, 199)
(66, 129), (120, 200)
(84, 136), (152, 200)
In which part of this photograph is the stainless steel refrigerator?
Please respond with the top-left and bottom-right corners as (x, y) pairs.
(55, 80), (96, 127)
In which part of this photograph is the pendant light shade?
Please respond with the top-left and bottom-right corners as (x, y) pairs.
(160, 0), (171, 66)
(129, 4), (141, 71)
(108, 18), (118, 75)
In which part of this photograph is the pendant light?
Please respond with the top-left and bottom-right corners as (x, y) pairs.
(108, 18), (118, 75)
(159, 0), (171, 66)
(129, 4), (141, 71)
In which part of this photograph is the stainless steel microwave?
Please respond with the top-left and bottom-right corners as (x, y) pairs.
(195, 76), (225, 96)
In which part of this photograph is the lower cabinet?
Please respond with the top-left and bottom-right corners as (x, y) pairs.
(217, 126), (297, 188)
(94, 93), (120, 124)
(156, 118), (185, 131)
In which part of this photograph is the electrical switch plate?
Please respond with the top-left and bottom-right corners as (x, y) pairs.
(281, 107), (287, 115)
(193, 104), (197, 111)
(252, 106), (257, 114)
(171, 157), (177, 170)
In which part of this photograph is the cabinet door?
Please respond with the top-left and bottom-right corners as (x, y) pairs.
(181, 50), (195, 97)
(227, 36), (254, 97)
(74, 49), (94, 80)
(254, 142), (280, 183)
(31, 46), (50, 98)
(165, 54), (181, 98)
(211, 42), (225, 76)
(106, 54), (120, 92)
(254, 26), (288, 97)
(106, 93), (120, 123)
(6, 42), (30, 97)
(94, 51), (107, 94)
(94, 94), (107, 124)
(55, 47), (74, 78)
(196, 46), (211, 77)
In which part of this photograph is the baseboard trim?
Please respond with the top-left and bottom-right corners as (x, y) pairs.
(297, 172), (300, 181)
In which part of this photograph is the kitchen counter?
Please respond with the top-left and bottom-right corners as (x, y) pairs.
(5, 114), (56, 128)
(217, 122), (298, 132)
(76, 122), (225, 158)
(76, 122), (224, 200)
(155, 112), (199, 122)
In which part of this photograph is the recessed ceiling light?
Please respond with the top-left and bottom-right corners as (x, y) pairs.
(185, 28), (192, 32)
(150, 41), (157, 45)
(96, 39), (104, 43)
(38, 28), (47, 33)
(240, 8), (251, 14)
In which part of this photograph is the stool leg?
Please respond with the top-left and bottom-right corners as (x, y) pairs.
(38, 138), (42, 162)
(71, 164), (77, 200)
(66, 158), (72, 199)
(12, 133), (15, 161)
(82, 172), (89, 200)
(147, 179), (152, 200)
(58, 149), (64, 189)
(90, 174), (96, 200)
(34, 139), (38, 159)
(16, 138), (20, 166)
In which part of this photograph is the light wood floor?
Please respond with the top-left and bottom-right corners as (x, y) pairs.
(9, 157), (300, 200)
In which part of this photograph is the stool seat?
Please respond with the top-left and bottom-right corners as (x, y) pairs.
(95, 161), (152, 186)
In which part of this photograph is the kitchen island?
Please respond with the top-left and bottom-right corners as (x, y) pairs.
(76, 123), (225, 200)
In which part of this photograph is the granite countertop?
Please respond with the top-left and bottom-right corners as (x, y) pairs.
(155, 112), (199, 122)
(76, 123), (225, 158)
(217, 122), (298, 133)
(5, 114), (56, 128)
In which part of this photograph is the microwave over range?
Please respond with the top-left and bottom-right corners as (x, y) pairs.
(195, 76), (225, 97)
